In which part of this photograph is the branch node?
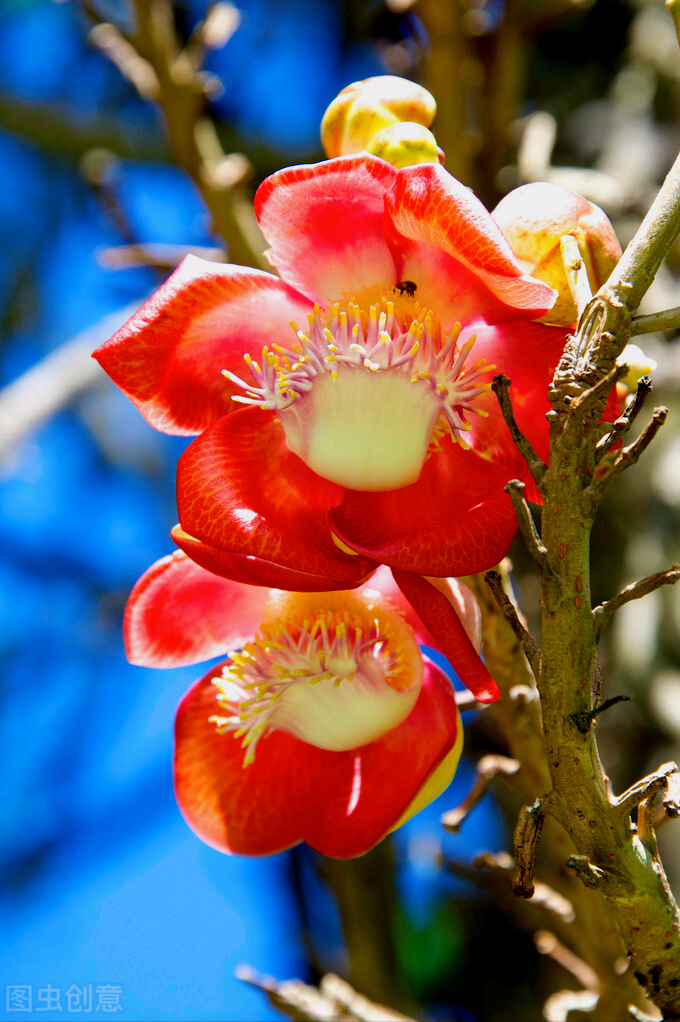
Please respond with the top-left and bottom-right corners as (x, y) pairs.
(491, 375), (547, 490)
(565, 855), (608, 890)
(570, 362), (628, 416)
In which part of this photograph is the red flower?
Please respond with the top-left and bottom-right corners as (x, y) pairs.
(95, 155), (567, 593)
(127, 551), (483, 858)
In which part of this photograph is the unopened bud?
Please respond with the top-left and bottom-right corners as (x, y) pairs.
(366, 121), (442, 169)
(321, 75), (437, 160)
(492, 182), (621, 326)
(616, 343), (657, 400)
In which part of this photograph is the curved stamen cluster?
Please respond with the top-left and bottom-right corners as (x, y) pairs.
(223, 292), (494, 449)
(210, 608), (406, 766)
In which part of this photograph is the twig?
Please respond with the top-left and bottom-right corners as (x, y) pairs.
(491, 375), (547, 490)
(513, 798), (546, 898)
(569, 695), (631, 736)
(595, 376), (653, 459)
(663, 772), (680, 818)
(88, 22), (160, 100)
(87, 0), (266, 268)
(471, 851), (574, 921)
(587, 406), (668, 497)
(534, 930), (600, 993)
(441, 754), (521, 832)
(560, 233), (593, 320)
(593, 565), (680, 638)
(235, 965), (416, 1022)
(484, 569), (542, 677)
(543, 988), (600, 1022)
(504, 480), (553, 575)
(184, 2), (241, 71)
(0, 305), (140, 460)
(615, 762), (679, 820)
(631, 305), (680, 335)
(98, 242), (227, 270)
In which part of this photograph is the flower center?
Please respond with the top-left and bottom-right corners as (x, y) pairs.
(209, 589), (422, 765)
(223, 286), (494, 491)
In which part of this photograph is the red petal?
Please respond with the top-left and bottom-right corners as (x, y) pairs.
(331, 442), (518, 576)
(171, 526), (375, 593)
(255, 155), (398, 303)
(385, 163), (557, 324)
(174, 657), (460, 858)
(93, 256), (311, 435)
(297, 658), (461, 857)
(391, 570), (499, 703)
(124, 551), (271, 668)
(174, 670), (306, 856)
(360, 566), (480, 653)
(464, 319), (569, 480)
(176, 407), (378, 588)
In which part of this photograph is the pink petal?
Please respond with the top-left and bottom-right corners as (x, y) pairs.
(255, 155), (398, 303)
(93, 256), (311, 435)
(175, 407), (378, 588)
(385, 163), (557, 325)
(174, 656), (460, 858)
(124, 551), (271, 668)
(391, 570), (499, 703)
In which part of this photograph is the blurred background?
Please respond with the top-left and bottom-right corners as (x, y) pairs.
(1, 0), (680, 1019)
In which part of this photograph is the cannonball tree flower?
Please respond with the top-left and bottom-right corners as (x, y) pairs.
(94, 155), (570, 606)
(127, 551), (482, 857)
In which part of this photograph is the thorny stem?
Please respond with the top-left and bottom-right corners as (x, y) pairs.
(527, 126), (680, 1016)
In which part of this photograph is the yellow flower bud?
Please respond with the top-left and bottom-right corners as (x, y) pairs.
(616, 343), (657, 399)
(492, 182), (622, 326)
(321, 75), (437, 160)
(366, 121), (442, 169)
